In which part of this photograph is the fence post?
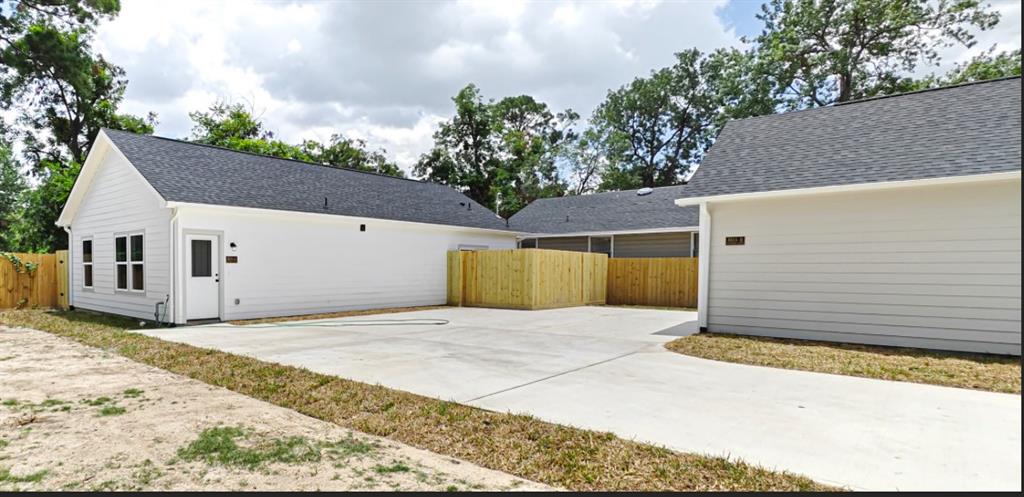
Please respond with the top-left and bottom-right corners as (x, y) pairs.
(56, 250), (69, 310)
(446, 250), (463, 306)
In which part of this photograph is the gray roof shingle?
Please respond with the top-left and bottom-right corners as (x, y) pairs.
(103, 129), (511, 231)
(686, 77), (1022, 198)
(508, 185), (699, 235)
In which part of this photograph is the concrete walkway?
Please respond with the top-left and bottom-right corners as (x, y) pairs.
(138, 306), (1021, 491)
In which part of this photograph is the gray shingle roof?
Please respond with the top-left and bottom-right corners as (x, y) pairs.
(686, 77), (1022, 198)
(103, 129), (511, 231)
(508, 185), (699, 234)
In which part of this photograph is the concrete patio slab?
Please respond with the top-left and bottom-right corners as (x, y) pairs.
(138, 306), (1021, 491)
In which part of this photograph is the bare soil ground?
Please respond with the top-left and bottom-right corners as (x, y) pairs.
(0, 326), (546, 491)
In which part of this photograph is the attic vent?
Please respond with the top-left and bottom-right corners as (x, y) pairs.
(637, 187), (654, 196)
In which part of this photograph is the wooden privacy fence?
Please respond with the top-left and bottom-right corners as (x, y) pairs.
(607, 257), (698, 308)
(0, 251), (69, 310)
(448, 249), (608, 310)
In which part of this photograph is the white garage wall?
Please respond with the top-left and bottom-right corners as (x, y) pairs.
(174, 206), (516, 322)
(69, 145), (173, 321)
(707, 178), (1021, 355)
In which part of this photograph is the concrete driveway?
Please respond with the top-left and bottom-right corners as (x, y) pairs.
(139, 306), (1021, 491)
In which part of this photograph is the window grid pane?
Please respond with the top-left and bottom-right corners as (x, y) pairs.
(130, 234), (144, 262)
(84, 265), (93, 287)
(82, 240), (92, 263)
(116, 264), (128, 289)
(131, 263), (144, 291)
(115, 237), (127, 262)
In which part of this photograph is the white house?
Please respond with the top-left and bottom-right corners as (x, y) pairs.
(56, 129), (517, 324)
(676, 77), (1021, 355)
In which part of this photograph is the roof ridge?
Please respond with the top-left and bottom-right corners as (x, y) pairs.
(100, 128), (429, 186)
(727, 75), (1021, 125)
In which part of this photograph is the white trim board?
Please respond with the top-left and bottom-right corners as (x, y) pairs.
(674, 171), (1021, 207)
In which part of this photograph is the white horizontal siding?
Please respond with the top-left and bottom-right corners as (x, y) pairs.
(175, 207), (516, 322)
(707, 178), (1021, 355)
(70, 147), (172, 321)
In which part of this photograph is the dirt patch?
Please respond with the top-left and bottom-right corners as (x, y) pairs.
(0, 327), (544, 491)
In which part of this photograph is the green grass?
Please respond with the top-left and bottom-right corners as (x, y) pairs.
(81, 397), (112, 406)
(0, 309), (837, 491)
(99, 405), (127, 416)
(0, 467), (48, 484)
(374, 461), (411, 474)
(177, 426), (324, 470)
(122, 388), (145, 398)
(667, 333), (1021, 394)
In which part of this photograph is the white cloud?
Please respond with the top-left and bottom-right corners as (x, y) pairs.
(95, 0), (1021, 174)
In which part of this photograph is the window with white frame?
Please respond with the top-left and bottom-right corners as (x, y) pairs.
(115, 233), (144, 291)
(82, 238), (93, 288)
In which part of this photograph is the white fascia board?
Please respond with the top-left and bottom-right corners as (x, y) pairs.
(518, 226), (699, 239)
(673, 171), (1022, 207)
(56, 130), (169, 226)
(165, 201), (521, 236)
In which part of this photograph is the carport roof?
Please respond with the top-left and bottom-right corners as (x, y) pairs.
(684, 77), (1022, 199)
(101, 129), (513, 231)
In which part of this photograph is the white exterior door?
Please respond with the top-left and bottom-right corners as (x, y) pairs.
(186, 234), (220, 320)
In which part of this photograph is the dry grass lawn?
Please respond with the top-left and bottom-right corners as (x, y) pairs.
(666, 333), (1021, 394)
(0, 309), (837, 492)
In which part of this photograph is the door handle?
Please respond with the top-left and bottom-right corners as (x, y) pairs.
(215, 273), (220, 283)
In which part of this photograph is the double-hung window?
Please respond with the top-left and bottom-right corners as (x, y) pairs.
(82, 239), (93, 288)
(115, 233), (144, 291)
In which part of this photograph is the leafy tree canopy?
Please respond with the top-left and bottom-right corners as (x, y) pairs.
(0, 139), (27, 250)
(588, 48), (772, 191)
(1, 0), (153, 251)
(188, 102), (404, 177)
(414, 84), (577, 217)
(753, 0), (1000, 108)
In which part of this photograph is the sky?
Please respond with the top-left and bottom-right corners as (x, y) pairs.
(94, 0), (1022, 174)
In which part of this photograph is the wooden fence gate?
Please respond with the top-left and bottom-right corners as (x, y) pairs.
(0, 251), (69, 310)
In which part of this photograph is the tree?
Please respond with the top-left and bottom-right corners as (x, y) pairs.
(489, 95), (577, 215)
(2, 0), (155, 251)
(414, 84), (576, 218)
(0, 139), (27, 251)
(753, 0), (1000, 108)
(943, 48), (1021, 84)
(16, 160), (78, 252)
(562, 128), (606, 195)
(589, 49), (725, 190)
(188, 102), (404, 177)
(2, 1), (154, 167)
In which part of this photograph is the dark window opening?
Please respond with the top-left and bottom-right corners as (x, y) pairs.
(191, 239), (212, 277)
